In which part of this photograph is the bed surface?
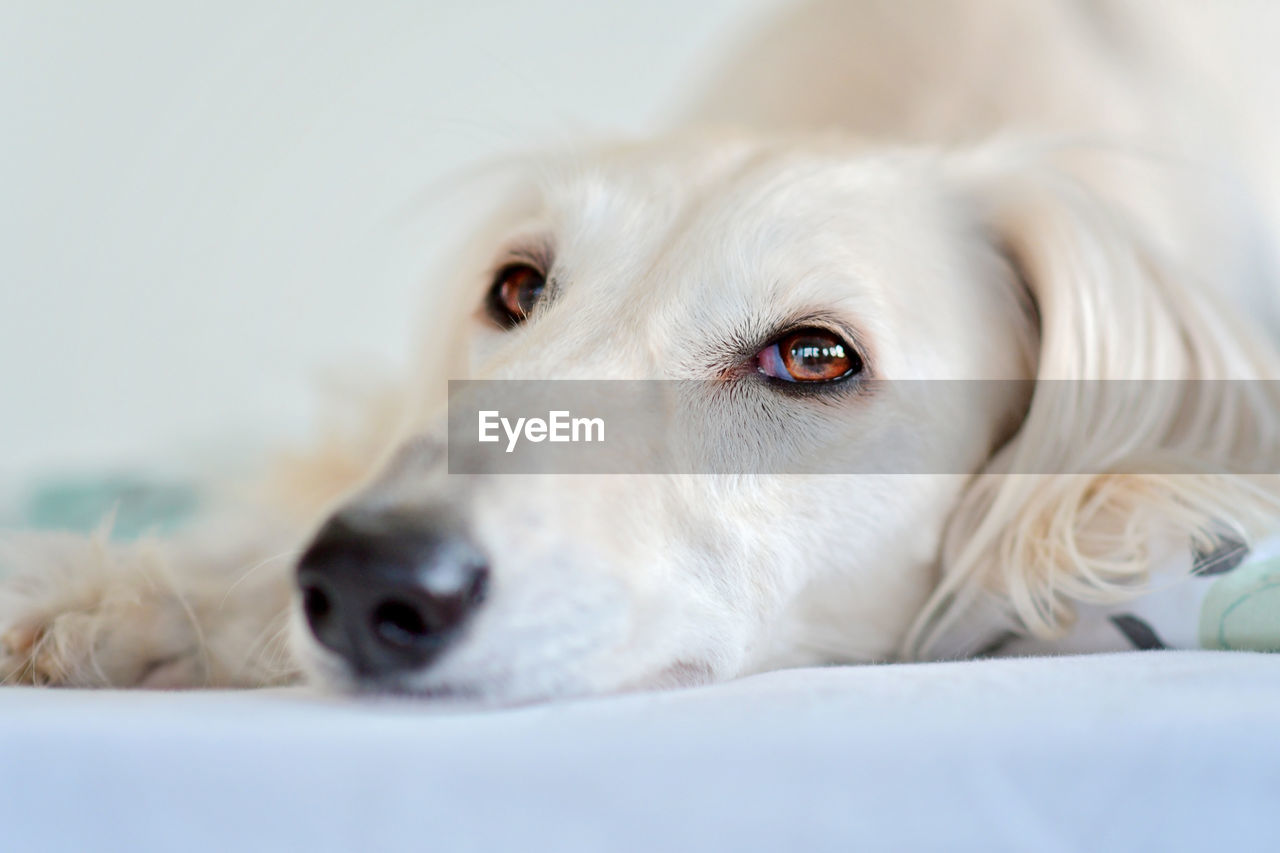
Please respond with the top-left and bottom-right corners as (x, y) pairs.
(4, 651), (1278, 852)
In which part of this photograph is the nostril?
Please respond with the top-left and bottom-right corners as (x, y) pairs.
(465, 565), (490, 608)
(302, 584), (331, 626)
(371, 600), (431, 649)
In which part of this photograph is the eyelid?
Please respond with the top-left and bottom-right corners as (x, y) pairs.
(490, 235), (554, 279)
(505, 248), (549, 272)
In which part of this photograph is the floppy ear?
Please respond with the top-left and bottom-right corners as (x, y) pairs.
(905, 157), (1280, 659)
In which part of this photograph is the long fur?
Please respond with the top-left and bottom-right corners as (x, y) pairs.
(907, 154), (1280, 656)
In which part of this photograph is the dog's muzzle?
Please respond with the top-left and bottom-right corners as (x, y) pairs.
(296, 510), (489, 679)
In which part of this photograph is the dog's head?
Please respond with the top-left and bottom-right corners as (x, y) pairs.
(290, 133), (1280, 702)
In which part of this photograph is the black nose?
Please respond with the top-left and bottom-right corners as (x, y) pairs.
(296, 511), (489, 678)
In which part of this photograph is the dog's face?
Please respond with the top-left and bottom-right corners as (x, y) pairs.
(293, 135), (1039, 702)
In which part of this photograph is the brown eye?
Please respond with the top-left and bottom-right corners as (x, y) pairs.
(488, 263), (546, 327)
(756, 328), (861, 383)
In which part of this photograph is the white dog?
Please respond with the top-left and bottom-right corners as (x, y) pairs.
(4, 0), (1280, 702)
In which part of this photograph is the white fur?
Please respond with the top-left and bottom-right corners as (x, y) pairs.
(4, 0), (1280, 702)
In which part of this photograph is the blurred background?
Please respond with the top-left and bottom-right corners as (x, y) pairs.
(0, 0), (787, 492)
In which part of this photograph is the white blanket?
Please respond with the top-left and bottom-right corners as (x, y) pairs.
(3, 651), (1278, 852)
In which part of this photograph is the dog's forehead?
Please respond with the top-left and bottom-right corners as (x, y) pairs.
(529, 140), (962, 355)
(537, 141), (952, 297)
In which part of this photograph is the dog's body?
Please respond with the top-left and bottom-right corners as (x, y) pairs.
(4, 0), (1280, 701)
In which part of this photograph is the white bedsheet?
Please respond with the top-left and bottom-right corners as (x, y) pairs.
(3, 651), (1278, 852)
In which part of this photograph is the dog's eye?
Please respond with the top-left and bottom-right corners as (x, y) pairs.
(488, 263), (546, 328)
(756, 328), (861, 383)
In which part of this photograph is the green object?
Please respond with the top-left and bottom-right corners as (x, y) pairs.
(20, 476), (201, 541)
(1199, 556), (1280, 652)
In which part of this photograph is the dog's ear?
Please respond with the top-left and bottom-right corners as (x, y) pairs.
(905, 158), (1280, 659)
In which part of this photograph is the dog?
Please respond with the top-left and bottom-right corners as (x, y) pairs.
(4, 0), (1280, 702)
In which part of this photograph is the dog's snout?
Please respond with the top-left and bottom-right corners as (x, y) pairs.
(296, 512), (489, 679)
